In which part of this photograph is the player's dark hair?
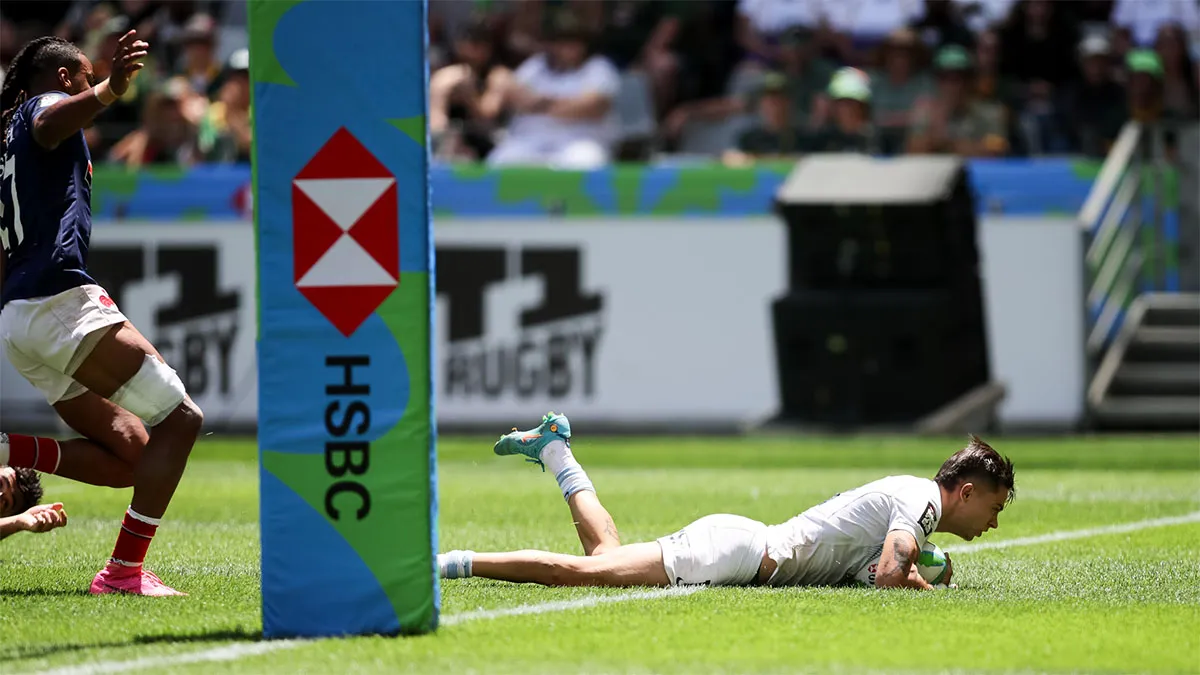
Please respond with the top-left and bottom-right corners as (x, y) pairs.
(934, 435), (1016, 504)
(0, 36), (83, 156)
(15, 467), (44, 511)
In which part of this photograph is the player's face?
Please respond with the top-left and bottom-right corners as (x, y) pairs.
(73, 55), (99, 128)
(0, 466), (20, 518)
(956, 483), (1008, 540)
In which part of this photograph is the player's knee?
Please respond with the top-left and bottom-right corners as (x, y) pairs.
(169, 398), (204, 437)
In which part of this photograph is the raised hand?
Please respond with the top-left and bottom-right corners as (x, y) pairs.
(109, 30), (149, 97)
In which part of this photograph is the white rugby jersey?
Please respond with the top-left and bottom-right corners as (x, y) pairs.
(765, 475), (943, 587)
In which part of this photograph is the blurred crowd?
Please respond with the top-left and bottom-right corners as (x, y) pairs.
(1, 0), (250, 168)
(3, 0), (1198, 169)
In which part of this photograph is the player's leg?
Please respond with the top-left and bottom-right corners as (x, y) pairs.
(445, 542), (670, 587)
(1, 428), (138, 488)
(1, 327), (141, 488)
(68, 321), (202, 596)
(492, 413), (620, 555)
(51, 391), (149, 487)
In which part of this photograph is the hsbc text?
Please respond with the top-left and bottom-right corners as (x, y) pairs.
(443, 323), (602, 399)
(324, 355), (371, 521)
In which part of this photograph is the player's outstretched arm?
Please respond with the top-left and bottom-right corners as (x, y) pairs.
(32, 30), (147, 150)
(0, 503), (68, 540)
(875, 530), (934, 590)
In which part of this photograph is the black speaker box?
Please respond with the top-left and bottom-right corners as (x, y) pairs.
(773, 155), (979, 291)
(772, 290), (989, 426)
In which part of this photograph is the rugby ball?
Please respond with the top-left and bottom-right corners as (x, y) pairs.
(853, 541), (948, 587)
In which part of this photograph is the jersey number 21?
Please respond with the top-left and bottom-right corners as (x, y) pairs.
(0, 149), (24, 255)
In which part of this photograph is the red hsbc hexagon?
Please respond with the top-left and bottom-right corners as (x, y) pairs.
(292, 128), (399, 336)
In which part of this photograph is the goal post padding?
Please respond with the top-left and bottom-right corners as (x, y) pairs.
(249, 0), (437, 638)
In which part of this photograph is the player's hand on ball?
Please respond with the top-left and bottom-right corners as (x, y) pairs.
(19, 503), (68, 533)
(110, 30), (149, 96)
(943, 552), (953, 586)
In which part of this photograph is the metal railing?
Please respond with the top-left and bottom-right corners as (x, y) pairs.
(1080, 122), (1181, 356)
(1079, 120), (1187, 409)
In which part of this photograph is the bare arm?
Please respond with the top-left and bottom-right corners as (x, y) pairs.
(0, 503), (68, 540)
(429, 65), (469, 133)
(644, 16), (681, 55)
(875, 529), (934, 590)
(33, 30), (147, 150)
(544, 92), (611, 121)
(478, 67), (513, 122)
(32, 90), (108, 151)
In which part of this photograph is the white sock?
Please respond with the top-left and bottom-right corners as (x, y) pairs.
(439, 550), (474, 579)
(0, 433), (9, 465)
(541, 440), (595, 501)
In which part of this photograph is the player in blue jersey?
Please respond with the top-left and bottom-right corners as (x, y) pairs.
(0, 34), (203, 595)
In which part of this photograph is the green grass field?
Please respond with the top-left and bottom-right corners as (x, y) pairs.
(3, 433), (1199, 674)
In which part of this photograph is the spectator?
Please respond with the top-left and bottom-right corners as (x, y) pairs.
(430, 19), (510, 161)
(906, 44), (1009, 157)
(910, 0), (976, 51)
(486, 14), (620, 169)
(108, 77), (199, 168)
(1059, 33), (1127, 157)
(825, 0), (923, 45)
(952, 0), (1017, 33)
(973, 28), (1014, 106)
(670, 0), (742, 105)
(863, 27), (933, 154)
(197, 48), (251, 163)
(732, 0), (822, 79)
(177, 13), (221, 98)
(1125, 48), (1167, 125)
(666, 26), (834, 145)
(428, 0), (522, 71)
(805, 67), (879, 154)
(998, 0), (1080, 87)
(1112, 0), (1200, 47)
(85, 15), (156, 158)
(1000, 0), (1079, 154)
(597, 1), (685, 117)
(725, 72), (806, 164)
(1154, 23), (1200, 121)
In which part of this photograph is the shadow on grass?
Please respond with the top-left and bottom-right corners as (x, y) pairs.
(0, 588), (92, 597)
(5, 627), (262, 662)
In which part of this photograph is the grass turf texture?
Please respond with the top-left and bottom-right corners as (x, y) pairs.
(2, 434), (1198, 674)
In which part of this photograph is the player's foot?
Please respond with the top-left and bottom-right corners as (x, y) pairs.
(89, 562), (187, 596)
(493, 412), (572, 470)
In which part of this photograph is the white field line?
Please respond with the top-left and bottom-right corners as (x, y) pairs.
(23, 512), (1199, 675)
(440, 585), (701, 626)
(23, 641), (306, 675)
(24, 587), (699, 675)
(946, 510), (1200, 553)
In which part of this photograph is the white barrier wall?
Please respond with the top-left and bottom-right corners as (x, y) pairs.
(0, 217), (1085, 430)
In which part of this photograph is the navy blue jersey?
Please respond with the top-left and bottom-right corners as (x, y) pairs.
(0, 91), (96, 309)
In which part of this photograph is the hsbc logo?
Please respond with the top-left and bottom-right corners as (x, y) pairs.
(292, 128), (399, 336)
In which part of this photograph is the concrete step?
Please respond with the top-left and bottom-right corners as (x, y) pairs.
(1125, 327), (1200, 362)
(1142, 304), (1200, 328)
(1110, 364), (1200, 397)
(1092, 396), (1200, 430)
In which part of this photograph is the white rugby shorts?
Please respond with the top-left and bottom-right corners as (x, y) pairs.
(1, 284), (128, 404)
(657, 514), (769, 587)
